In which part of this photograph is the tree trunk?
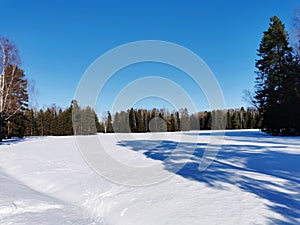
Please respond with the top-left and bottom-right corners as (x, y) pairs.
(0, 113), (3, 142)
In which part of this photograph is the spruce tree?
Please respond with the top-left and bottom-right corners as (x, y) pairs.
(106, 111), (114, 133)
(129, 108), (136, 133)
(180, 108), (190, 131)
(254, 16), (294, 134)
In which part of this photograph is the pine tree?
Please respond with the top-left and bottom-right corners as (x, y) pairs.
(226, 110), (232, 129)
(129, 108), (136, 133)
(24, 108), (37, 136)
(72, 100), (81, 135)
(169, 113), (176, 132)
(254, 16), (295, 134)
(36, 109), (45, 136)
(180, 108), (190, 131)
(94, 112), (101, 133)
(106, 111), (114, 133)
(98, 122), (106, 133)
(190, 114), (199, 130)
(113, 112), (120, 132)
(204, 111), (211, 130)
(231, 110), (240, 129)
(175, 111), (180, 131)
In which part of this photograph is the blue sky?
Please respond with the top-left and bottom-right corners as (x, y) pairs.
(1, 0), (299, 116)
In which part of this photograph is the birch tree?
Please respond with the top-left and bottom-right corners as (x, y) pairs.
(292, 11), (300, 56)
(0, 37), (28, 141)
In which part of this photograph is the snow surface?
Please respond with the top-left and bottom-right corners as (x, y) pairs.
(0, 130), (299, 224)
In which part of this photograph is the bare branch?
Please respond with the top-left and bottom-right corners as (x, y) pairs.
(28, 79), (39, 109)
(291, 10), (300, 56)
(4, 105), (23, 121)
(242, 89), (258, 109)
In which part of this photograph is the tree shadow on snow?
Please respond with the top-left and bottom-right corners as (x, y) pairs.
(186, 130), (300, 146)
(117, 133), (300, 225)
(0, 138), (25, 146)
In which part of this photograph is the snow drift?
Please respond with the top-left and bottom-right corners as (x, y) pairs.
(0, 130), (299, 224)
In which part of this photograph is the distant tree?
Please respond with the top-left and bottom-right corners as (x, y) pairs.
(129, 108), (136, 133)
(24, 108), (37, 136)
(157, 112), (167, 132)
(190, 113), (199, 130)
(240, 107), (246, 129)
(43, 108), (53, 135)
(94, 113), (101, 133)
(175, 111), (180, 131)
(82, 106), (97, 135)
(72, 100), (81, 135)
(169, 113), (176, 132)
(204, 111), (211, 130)
(180, 108), (190, 131)
(226, 110), (232, 129)
(99, 122), (106, 133)
(246, 108), (258, 129)
(135, 109), (146, 132)
(56, 108), (64, 135)
(113, 112), (121, 132)
(143, 109), (149, 132)
(211, 110), (226, 130)
(231, 110), (240, 129)
(119, 111), (131, 133)
(63, 104), (74, 135)
(36, 109), (45, 136)
(106, 111), (114, 133)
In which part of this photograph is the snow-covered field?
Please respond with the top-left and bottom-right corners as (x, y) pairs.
(0, 130), (299, 225)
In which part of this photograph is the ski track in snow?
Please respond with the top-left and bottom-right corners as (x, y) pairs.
(0, 130), (299, 225)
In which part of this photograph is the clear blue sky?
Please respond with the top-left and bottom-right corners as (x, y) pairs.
(1, 0), (299, 115)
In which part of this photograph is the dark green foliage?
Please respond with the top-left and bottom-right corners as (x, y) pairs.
(4, 105), (260, 137)
(254, 16), (300, 135)
(180, 108), (190, 131)
(94, 113), (102, 133)
(129, 108), (137, 133)
(231, 111), (241, 129)
(190, 114), (199, 130)
(8, 101), (101, 137)
(211, 110), (226, 130)
(106, 111), (114, 133)
(135, 109), (146, 132)
(24, 109), (37, 136)
(169, 114), (176, 132)
(104, 107), (258, 133)
(193, 108), (260, 131)
(113, 111), (130, 133)
(0, 38), (29, 141)
(97, 122), (106, 133)
(0, 66), (28, 140)
(6, 112), (26, 138)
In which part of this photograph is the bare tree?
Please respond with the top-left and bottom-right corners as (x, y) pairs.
(292, 10), (300, 56)
(242, 89), (258, 109)
(0, 37), (28, 141)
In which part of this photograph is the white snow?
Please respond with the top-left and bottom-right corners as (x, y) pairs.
(0, 130), (299, 224)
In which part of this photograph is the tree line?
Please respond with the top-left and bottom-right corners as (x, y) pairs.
(3, 100), (102, 138)
(109, 107), (260, 133)
(2, 104), (260, 138)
